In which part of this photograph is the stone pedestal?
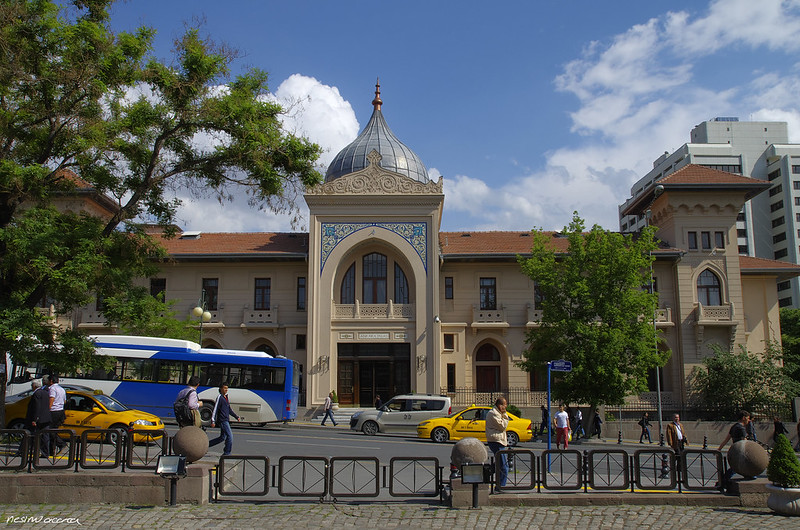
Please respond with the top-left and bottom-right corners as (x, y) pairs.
(450, 478), (490, 509)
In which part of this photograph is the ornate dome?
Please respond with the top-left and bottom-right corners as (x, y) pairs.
(325, 81), (429, 183)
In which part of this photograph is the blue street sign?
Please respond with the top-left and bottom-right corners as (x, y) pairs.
(551, 359), (572, 372)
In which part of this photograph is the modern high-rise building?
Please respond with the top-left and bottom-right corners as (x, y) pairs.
(620, 118), (800, 308)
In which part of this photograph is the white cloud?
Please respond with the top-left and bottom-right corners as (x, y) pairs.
(172, 75), (359, 232)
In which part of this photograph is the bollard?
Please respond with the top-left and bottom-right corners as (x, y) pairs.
(703, 435), (708, 449)
(617, 430), (622, 444)
(659, 432), (665, 447)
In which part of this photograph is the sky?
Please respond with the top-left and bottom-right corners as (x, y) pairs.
(106, 0), (800, 234)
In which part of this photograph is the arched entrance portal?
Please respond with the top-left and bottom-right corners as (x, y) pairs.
(474, 343), (502, 392)
(337, 343), (411, 406)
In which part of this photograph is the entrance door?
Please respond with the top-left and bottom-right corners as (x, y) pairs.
(338, 361), (355, 405)
(358, 361), (392, 407)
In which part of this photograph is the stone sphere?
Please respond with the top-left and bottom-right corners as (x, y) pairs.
(450, 437), (488, 468)
(728, 440), (768, 478)
(172, 426), (209, 463)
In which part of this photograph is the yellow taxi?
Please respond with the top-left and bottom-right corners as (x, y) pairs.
(4, 389), (164, 443)
(417, 405), (533, 445)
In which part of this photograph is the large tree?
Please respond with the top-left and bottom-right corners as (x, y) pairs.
(0, 0), (322, 416)
(780, 308), (800, 386)
(517, 213), (668, 407)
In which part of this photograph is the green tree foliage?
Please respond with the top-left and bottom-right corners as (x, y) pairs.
(779, 308), (800, 386)
(767, 433), (800, 488)
(689, 343), (800, 419)
(0, 1), (322, 405)
(517, 212), (668, 407)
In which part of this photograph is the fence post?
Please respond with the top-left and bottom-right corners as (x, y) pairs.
(617, 430), (622, 444)
(659, 432), (665, 447)
(703, 435), (708, 449)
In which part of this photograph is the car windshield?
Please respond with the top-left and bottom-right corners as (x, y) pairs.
(91, 393), (129, 412)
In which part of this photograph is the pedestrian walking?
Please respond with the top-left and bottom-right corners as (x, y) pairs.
(592, 409), (603, 439)
(538, 405), (549, 437)
(47, 375), (66, 454)
(638, 412), (652, 443)
(321, 392), (337, 426)
(772, 416), (789, 444)
(718, 410), (750, 490)
(175, 376), (201, 428)
(25, 379), (51, 457)
(573, 408), (585, 439)
(208, 382), (240, 456)
(485, 396), (509, 488)
(745, 414), (758, 442)
(554, 405), (570, 450)
(666, 413), (687, 453)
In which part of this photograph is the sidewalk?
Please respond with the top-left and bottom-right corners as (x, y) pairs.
(1, 503), (796, 529)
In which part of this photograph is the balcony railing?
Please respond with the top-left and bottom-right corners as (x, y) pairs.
(76, 309), (112, 329)
(471, 305), (509, 334)
(333, 301), (414, 320)
(695, 303), (734, 323)
(526, 304), (543, 327)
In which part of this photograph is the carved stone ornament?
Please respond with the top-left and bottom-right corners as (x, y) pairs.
(307, 150), (443, 195)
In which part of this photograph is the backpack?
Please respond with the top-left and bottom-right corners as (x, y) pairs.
(173, 389), (196, 427)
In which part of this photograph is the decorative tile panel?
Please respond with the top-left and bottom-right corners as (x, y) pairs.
(320, 222), (427, 274)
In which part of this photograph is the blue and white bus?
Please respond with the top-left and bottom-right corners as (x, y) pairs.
(7, 335), (299, 425)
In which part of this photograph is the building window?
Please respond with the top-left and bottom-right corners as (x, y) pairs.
(780, 297), (794, 307)
(445, 277), (453, 299)
(443, 334), (455, 350)
(778, 281), (791, 291)
(774, 232), (787, 244)
(150, 278), (166, 299)
(769, 169), (782, 181)
(796, 213), (800, 222)
(297, 277), (306, 311)
(296, 334), (306, 350)
(341, 263), (355, 304)
(769, 184), (783, 197)
(474, 343), (501, 392)
(737, 228), (747, 238)
(792, 165), (800, 174)
(738, 245), (749, 254)
(394, 263), (409, 304)
(714, 231), (725, 249)
(479, 278), (497, 310)
(363, 253), (387, 304)
(446, 364), (456, 393)
(775, 248), (788, 259)
(254, 278), (271, 310)
(697, 270), (722, 306)
(771, 200), (784, 212)
(795, 197), (800, 206)
(701, 231), (712, 250)
(794, 181), (800, 190)
(688, 231), (698, 250)
(202, 278), (219, 311)
(704, 164), (742, 174)
(773, 216), (786, 228)
(737, 212), (745, 222)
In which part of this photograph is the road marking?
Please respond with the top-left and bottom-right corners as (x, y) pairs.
(243, 439), (381, 450)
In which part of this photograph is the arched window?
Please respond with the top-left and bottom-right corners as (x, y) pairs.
(474, 343), (501, 392)
(394, 263), (409, 304)
(341, 263), (355, 304)
(363, 253), (387, 304)
(697, 269), (722, 306)
(254, 344), (276, 356)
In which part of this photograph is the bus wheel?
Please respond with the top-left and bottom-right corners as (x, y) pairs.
(199, 402), (214, 426)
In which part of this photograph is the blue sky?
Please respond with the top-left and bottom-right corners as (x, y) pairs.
(107, 0), (800, 233)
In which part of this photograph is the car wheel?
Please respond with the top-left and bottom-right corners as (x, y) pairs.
(361, 420), (379, 436)
(507, 431), (519, 447)
(431, 427), (450, 443)
(249, 422), (267, 428)
(199, 402), (214, 427)
(107, 423), (128, 445)
(7, 419), (25, 430)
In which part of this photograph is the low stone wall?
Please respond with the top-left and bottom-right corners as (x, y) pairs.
(0, 463), (212, 505)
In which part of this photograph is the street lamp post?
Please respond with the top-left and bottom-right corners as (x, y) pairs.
(646, 183), (665, 441)
(192, 290), (212, 344)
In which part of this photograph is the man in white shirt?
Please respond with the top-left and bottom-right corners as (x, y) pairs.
(554, 405), (570, 450)
(47, 375), (67, 454)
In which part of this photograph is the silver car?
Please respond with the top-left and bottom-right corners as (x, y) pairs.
(350, 394), (452, 435)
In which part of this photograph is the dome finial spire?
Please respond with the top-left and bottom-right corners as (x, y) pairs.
(372, 77), (382, 110)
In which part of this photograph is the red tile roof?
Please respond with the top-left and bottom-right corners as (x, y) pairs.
(154, 232), (309, 257)
(439, 231), (566, 255)
(739, 255), (800, 277)
(660, 165), (768, 186)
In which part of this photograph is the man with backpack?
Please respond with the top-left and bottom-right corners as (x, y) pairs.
(174, 376), (201, 427)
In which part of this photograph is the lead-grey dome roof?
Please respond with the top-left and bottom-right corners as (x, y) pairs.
(325, 82), (428, 183)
